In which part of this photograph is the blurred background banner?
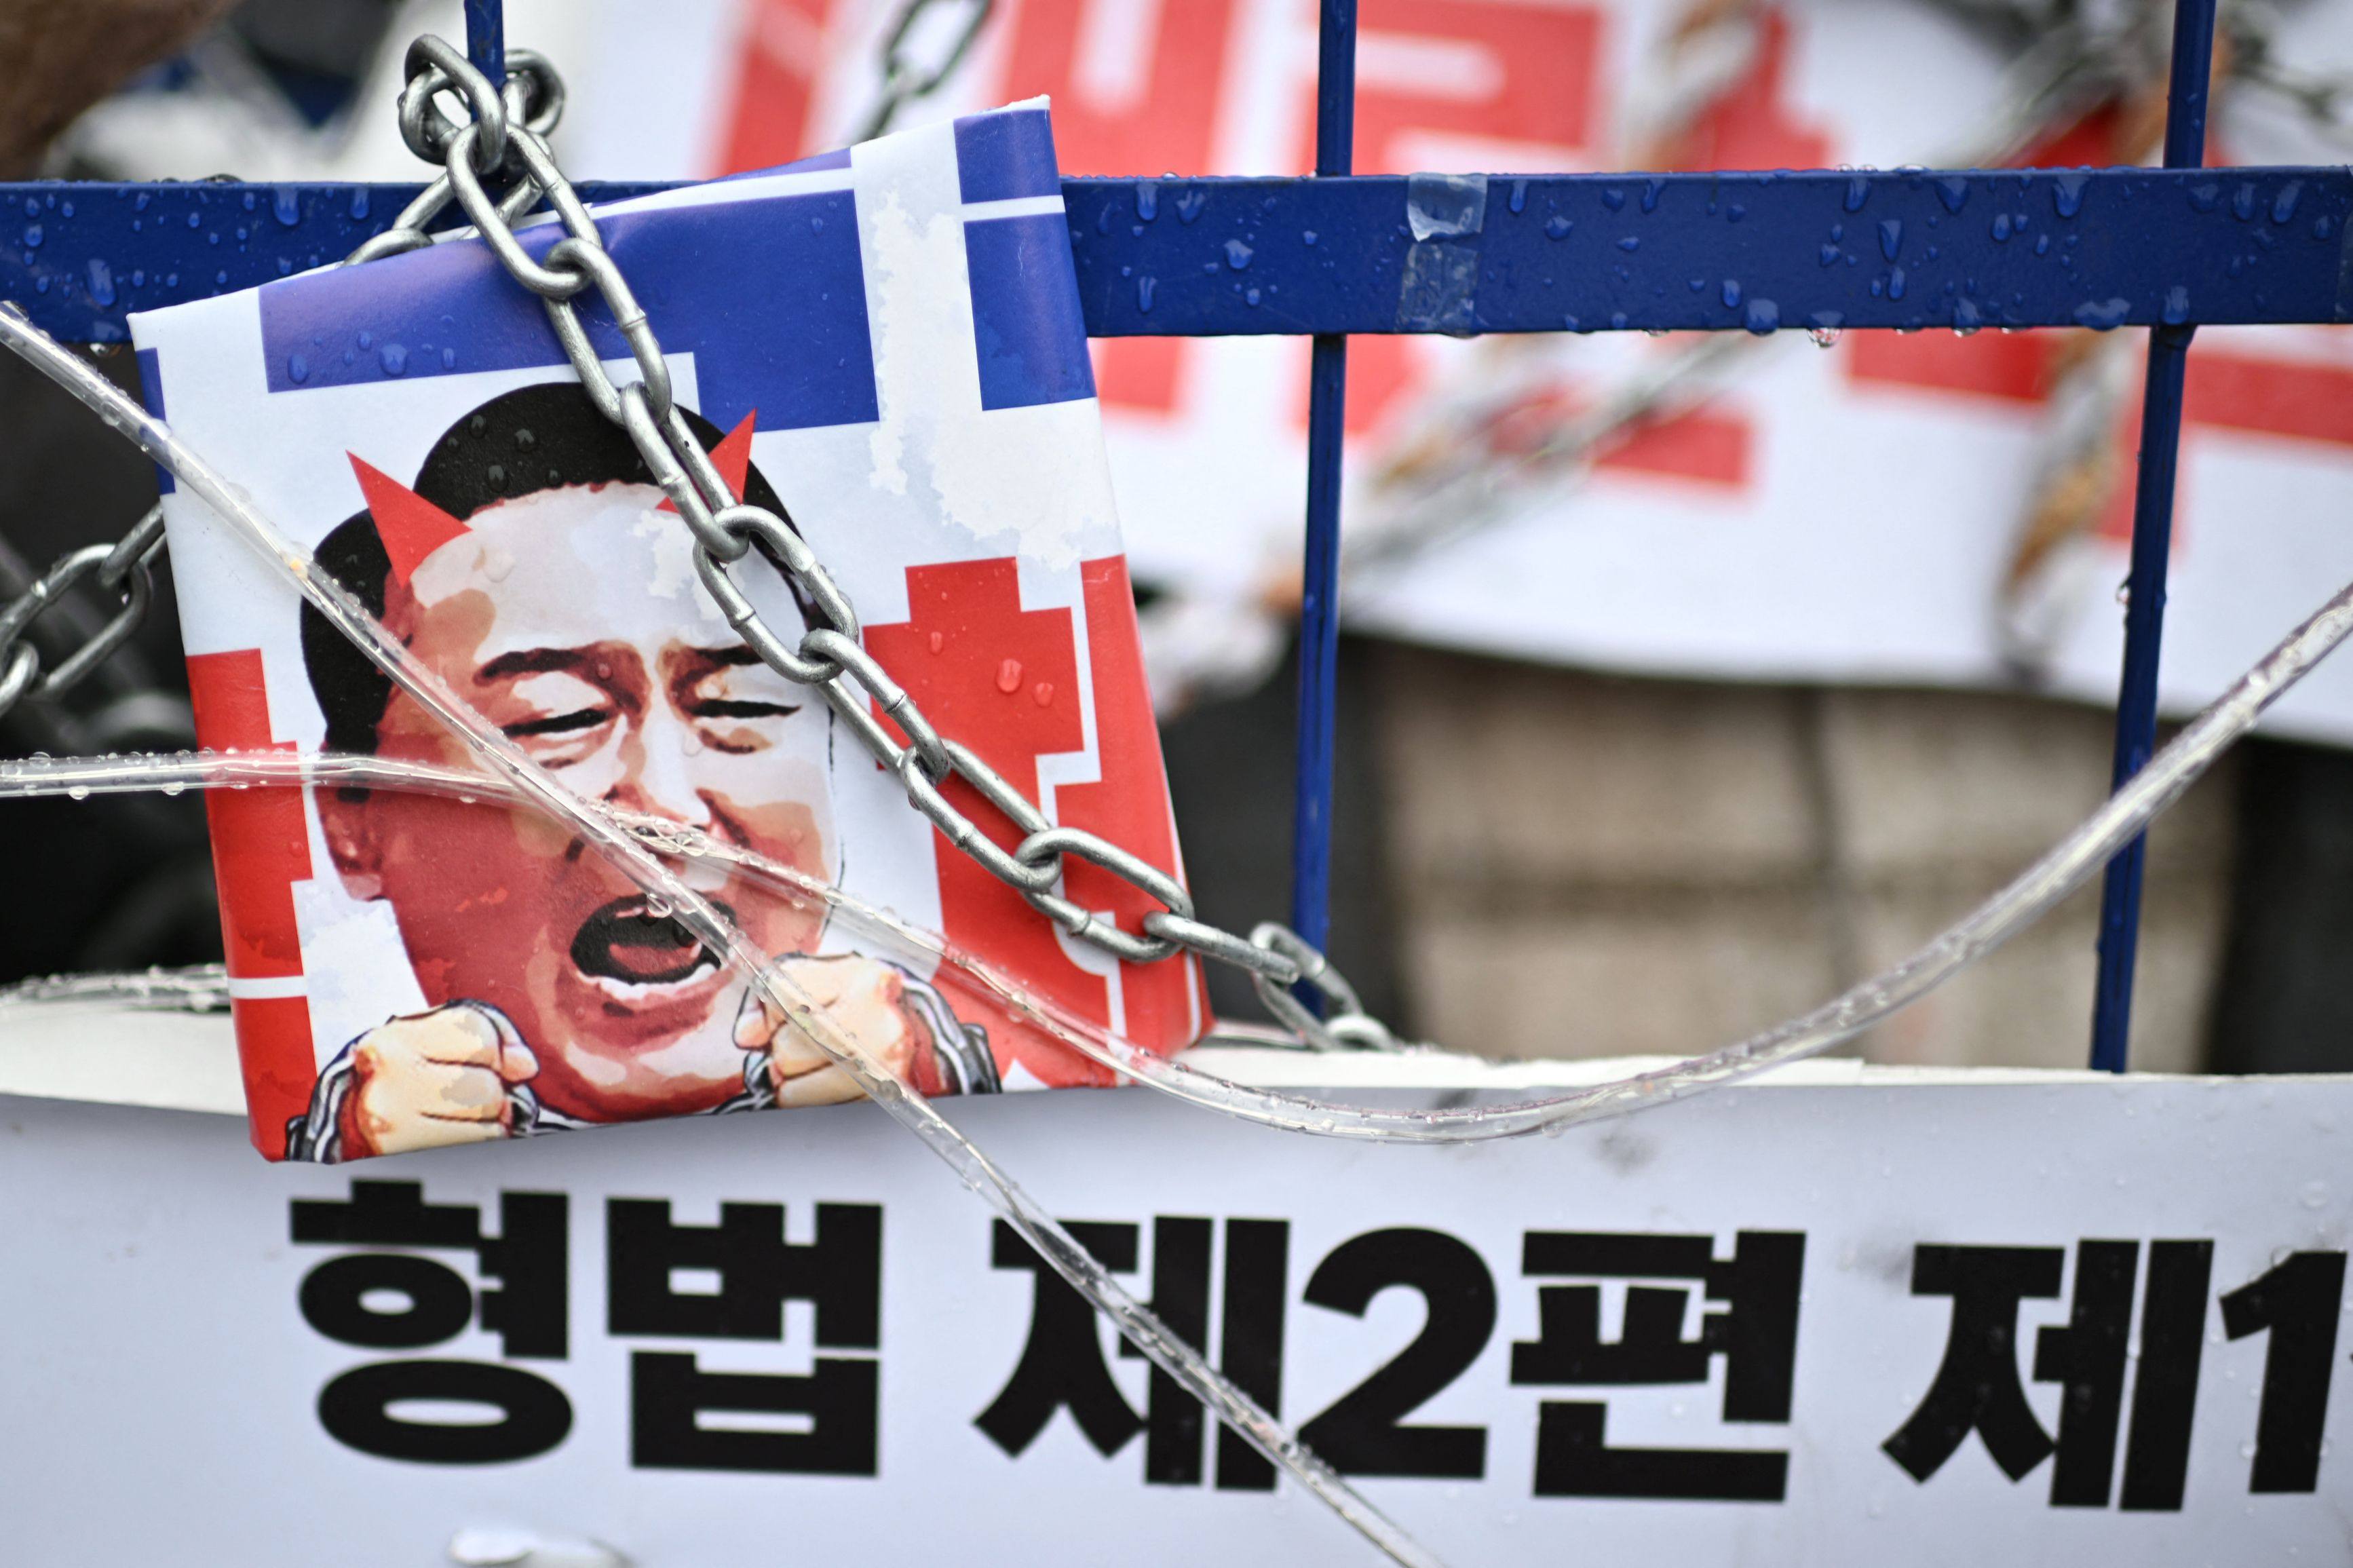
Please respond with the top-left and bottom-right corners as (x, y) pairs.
(62, 0), (2353, 737)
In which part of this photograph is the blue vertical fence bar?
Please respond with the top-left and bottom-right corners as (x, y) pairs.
(2089, 0), (2221, 1073)
(465, 0), (508, 88)
(1291, 0), (1358, 955)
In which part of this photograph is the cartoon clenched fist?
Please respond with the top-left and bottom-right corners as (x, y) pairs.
(337, 1001), (538, 1158)
(733, 955), (932, 1107)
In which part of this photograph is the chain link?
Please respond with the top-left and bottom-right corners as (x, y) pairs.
(858, 0), (996, 141)
(0, 503), (165, 723)
(353, 39), (1398, 1048)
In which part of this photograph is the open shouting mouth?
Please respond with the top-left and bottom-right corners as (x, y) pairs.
(569, 895), (735, 989)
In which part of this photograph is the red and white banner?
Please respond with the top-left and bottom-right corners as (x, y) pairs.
(537, 0), (2353, 741)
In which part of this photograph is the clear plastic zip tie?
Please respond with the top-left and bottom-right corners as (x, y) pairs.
(0, 305), (1448, 1568)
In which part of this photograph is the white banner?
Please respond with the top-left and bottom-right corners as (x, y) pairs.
(3, 1018), (2352, 1564)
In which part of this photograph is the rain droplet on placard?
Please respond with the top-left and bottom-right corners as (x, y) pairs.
(997, 658), (1023, 694)
(1032, 682), (1054, 706)
(927, 630), (944, 654)
(1224, 238), (1253, 269)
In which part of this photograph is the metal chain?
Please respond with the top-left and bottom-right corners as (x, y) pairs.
(857, 0), (995, 142)
(364, 37), (1395, 1051)
(0, 501), (165, 721)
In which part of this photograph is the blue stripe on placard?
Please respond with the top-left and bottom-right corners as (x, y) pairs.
(256, 191), (877, 433)
(134, 347), (172, 494)
(954, 109), (1060, 204)
(965, 211), (1095, 410)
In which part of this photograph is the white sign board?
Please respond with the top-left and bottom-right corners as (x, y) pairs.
(3, 1017), (2350, 1565)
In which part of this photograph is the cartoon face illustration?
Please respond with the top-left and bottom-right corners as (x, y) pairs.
(296, 384), (976, 1157)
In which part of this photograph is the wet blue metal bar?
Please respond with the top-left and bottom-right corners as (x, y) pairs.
(2090, 0), (2222, 1074)
(465, 0), (508, 89)
(3, 168), (2346, 345)
(1293, 0), (1356, 955)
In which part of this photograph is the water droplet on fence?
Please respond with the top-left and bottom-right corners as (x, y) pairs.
(1601, 187), (1626, 212)
(1936, 176), (1968, 214)
(349, 189), (371, 220)
(2272, 181), (2303, 224)
(1818, 243), (1840, 267)
(1617, 235), (1641, 252)
(2233, 182), (2257, 222)
(2073, 297), (2130, 331)
(1720, 278), (1742, 308)
(1743, 299), (1779, 334)
(1135, 275), (1155, 312)
(20, 224), (39, 249)
(1888, 266), (1907, 301)
(66, 784), (90, 801)
(1878, 218), (1902, 261)
(1508, 179), (1527, 214)
(1545, 215), (1572, 240)
(1223, 238), (1252, 269)
(1641, 178), (1662, 214)
(2054, 172), (2087, 218)
(2162, 285), (2189, 326)
(1808, 325), (1843, 349)
(997, 658), (1023, 694)
(379, 342), (408, 376)
(272, 187), (301, 227)
(85, 259), (113, 305)
(286, 352), (310, 385)
(1843, 176), (1869, 213)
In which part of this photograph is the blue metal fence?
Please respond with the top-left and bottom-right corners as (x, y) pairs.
(1, 0), (2329, 1068)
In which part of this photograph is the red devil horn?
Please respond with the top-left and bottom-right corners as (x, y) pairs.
(710, 411), (758, 496)
(350, 455), (471, 588)
(658, 410), (759, 513)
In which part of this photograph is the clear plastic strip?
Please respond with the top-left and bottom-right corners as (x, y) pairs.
(7, 541), (2347, 1143)
(0, 305), (1445, 1568)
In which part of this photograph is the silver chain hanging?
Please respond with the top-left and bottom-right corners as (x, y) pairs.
(0, 501), (165, 719)
(856, 0), (995, 141)
(360, 37), (1396, 1052)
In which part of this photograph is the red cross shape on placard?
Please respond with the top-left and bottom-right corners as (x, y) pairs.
(862, 558), (1110, 1031)
(864, 556), (1205, 1057)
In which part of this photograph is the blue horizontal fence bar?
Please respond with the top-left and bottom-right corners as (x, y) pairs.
(3, 167), (2348, 343)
